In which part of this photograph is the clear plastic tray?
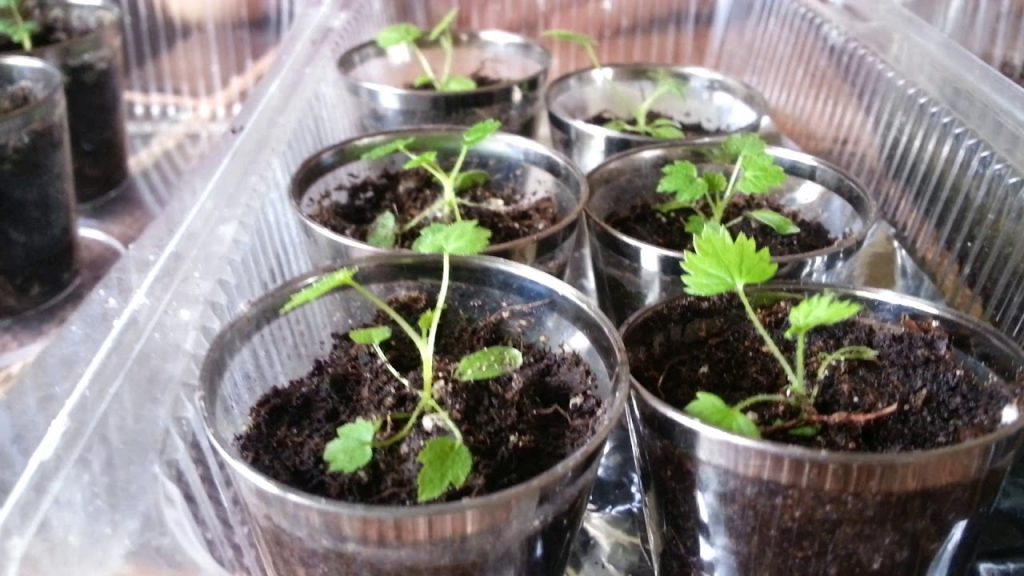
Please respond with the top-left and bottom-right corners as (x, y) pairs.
(3, 0), (1024, 573)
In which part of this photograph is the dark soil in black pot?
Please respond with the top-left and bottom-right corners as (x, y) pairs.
(237, 292), (605, 575)
(1, 2), (128, 202)
(307, 167), (559, 250)
(626, 294), (1022, 575)
(0, 82), (77, 317)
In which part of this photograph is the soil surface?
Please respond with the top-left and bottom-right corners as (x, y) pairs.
(0, 2), (129, 202)
(308, 168), (559, 249)
(407, 72), (504, 91)
(237, 292), (603, 505)
(586, 110), (717, 138)
(606, 195), (835, 257)
(0, 82), (38, 115)
(627, 295), (1022, 575)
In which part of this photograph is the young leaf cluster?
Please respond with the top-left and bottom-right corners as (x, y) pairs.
(679, 225), (878, 438)
(360, 119), (501, 249)
(376, 9), (476, 93)
(0, 0), (37, 52)
(657, 134), (793, 237)
(281, 220), (523, 502)
(543, 30), (686, 139)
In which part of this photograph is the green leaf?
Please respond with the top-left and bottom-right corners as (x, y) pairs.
(541, 29), (597, 50)
(453, 169), (490, 192)
(440, 75), (478, 92)
(656, 161), (706, 206)
(684, 214), (707, 235)
(281, 267), (358, 314)
(361, 137), (415, 161)
(455, 346), (523, 381)
(704, 171), (728, 194)
(376, 23), (422, 49)
(788, 425), (819, 437)
(652, 69), (686, 97)
(722, 133), (768, 158)
(412, 220), (492, 255)
(680, 225), (777, 297)
(602, 119), (630, 133)
(417, 437), (472, 502)
(684, 392), (761, 439)
(367, 211), (397, 249)
(648, 124), (685, 139)
(816, 345), (879, 381)
(785, 293), (862, 339)
(737, 154), (787, 195)
(428, 8), (458, 41)
(413, 74), (434, 88)
(746, 209), (800, 236)
(417, 310), (434, 336)
(323, 419), (378, 474)
(349, 325), (393, 346)
(462, 119), (501, 147)
(403, 151), (439, 171)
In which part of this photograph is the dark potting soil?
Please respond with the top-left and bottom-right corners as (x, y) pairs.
(237, 292), (603, 506)
(627, 295), (1022, 575)
(586, 110), (716, 137)
(0, 2), (129, 202)
(308, 168), (559, 249)
(605, 195), (835, 257)
(0, 82), (77, 317)
(406, 71), (504, 91)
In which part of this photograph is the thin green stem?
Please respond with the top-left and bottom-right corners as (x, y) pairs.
(716, 153), (745, 223)
(422, 253), (451, 399)
(372, 344), (410, 388)
(793, 334), (807, 397)
(634, 85), (670, 131)
(375, 402), (427, 448)
(585, 45), (601, 70)
(349, 283), (425, 355)
(724, 216), (744, 228)
(400, 197), (445, 232)
(734, 393), (791, 413)
(411, 44), (438, 88)
(11, 3), (31, 52)
(425, 397), (463, 442)
(735, 288), (801, 390)
(440, 33), (453, 86)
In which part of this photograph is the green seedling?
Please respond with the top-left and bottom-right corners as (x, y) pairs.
(281, 220), (524, 502)
(376, 9), (475, 93)
(360, 119), (500, 249)
(543, 29), (686, 139)
(0, 0), (37, 52)
(656, 134), (793, 237)
(678, 224), (879, 439)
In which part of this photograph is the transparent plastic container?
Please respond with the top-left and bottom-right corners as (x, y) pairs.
(200, 255), (630, 575)
(0, 56), (76, 316)
(290, 127), (585, 278)
(623, 284), (1024, 575)
(586, 141), (877, 324)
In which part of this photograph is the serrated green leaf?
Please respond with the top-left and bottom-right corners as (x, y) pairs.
(349, 325), (393, 346)
(737, 154), (787, 195)
(412, 220), (492, 255)
(722, 133), (768, 158)
(455, 346), (523, 382)
(403, 151), (439, 171)
(417, 437), (472, 502)
(685, 214), (707, 235)
(361, 137), (415, 161)
(680, 225), (777, 297)
(785, 293), (862, 339)
(816, 345), (878, 381)
(413, 74), (434, 88)
(428, 8), (458, 41)
(417, 310), (434, 336)
(367, 211), (397, 249)
(788, 425), (819, 437)
(440, 75), (477, 92)
(453, 169), (489, 192)
(746, 209), (800, 236)
(281, 267), (359, 314)
(542, 29), (597, 50)
(684, 392), (761, 439)
(704, 172), (728, 194)
(657, 161), (706, 206)
(648, 124), (685, 139)
(376, 23), (422, 49)
(323, 419), (378, 474)
(462, 119), (501, 147)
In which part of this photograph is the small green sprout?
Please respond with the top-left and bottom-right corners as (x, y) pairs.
(679, 225), (878, 438)
(282, 221), (524, 502)
(360, 120), (501, 249)
(657, 134), (793, 237)
(0, 0), (37, 51)
(543, 29), (686, 139)
(376, 9), (475, 93)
